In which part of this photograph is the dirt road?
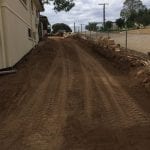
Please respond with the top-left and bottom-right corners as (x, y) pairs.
(0, 38), (150, 150)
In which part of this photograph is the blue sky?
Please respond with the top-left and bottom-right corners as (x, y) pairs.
(41, 0), (150, 28)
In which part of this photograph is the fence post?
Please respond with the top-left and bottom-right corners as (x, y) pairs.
(90, 30), (92, 39)
(108, 30), (109, 38)
(125, 29), (128, 51)
(74, 22), (76, 33)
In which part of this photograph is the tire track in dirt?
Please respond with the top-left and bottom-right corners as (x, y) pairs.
(73, 42), (150, 128)
(0, 39), (70, 150)
(61, 39), (150, 150)
(0, 38), (150, 150)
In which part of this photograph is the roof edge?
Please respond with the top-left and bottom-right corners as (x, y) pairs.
(39, 0), (44, 11)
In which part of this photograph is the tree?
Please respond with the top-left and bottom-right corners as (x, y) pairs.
(126, 19), (135, 28)
(119, 0), (150, 28)
(105, 21), (113, 30)
(42, 0), (75, 12)
(136, 8), (150, 26)
(126, 10), (138, 28)
(52, 23), (72, 33)
(85, 22), (98, 31)
(120, 0), (146, 20)
(116, 18), (125, 29)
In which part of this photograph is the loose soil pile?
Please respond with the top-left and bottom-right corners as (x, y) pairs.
(73, 35), (150, 92)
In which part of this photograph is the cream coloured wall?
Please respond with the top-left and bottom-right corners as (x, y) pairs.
(0, 1), (6, 69)
(0, 5), (3, 69)
(0, 0), (41, 69)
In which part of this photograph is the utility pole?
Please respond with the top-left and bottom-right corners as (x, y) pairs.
(80, 24), (83, 33)
(74, 22), (76, 33)
(98, 3), (108, 30)
(80, 24), (85, 33)
(125, 20), (128, 51)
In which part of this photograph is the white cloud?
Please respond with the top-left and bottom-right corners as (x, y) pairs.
(41, 0), (150, 29)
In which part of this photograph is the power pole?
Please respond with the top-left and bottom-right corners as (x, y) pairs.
(80, 24), (83, 33)
(98, 3), (108, 30)
(74, 22), (76, 33)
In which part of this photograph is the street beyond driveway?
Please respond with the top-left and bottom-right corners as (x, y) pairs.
(0, 38), (150, 150)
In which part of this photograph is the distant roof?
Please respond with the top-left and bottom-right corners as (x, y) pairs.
(38, 0), (44, 11)
(40, 15), (50, 24)
(40, 15), (50, 29)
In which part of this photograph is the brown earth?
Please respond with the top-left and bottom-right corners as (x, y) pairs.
(128, 28), (150, 34)
(81, 37), (150, 92)
(0, 37), (150, 150)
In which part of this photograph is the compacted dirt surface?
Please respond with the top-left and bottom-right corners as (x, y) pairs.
(0, 37), (150, 150)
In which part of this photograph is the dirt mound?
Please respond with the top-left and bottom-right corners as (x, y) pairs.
(128, 28), (150, 34)
(135, 66), (150, 92)
(74, 37), (150, 92)
(95, 46), (150, 71)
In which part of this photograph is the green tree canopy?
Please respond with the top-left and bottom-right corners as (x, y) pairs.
(52, 23), (72, 33)
(116, 18), (125, 29)
(136, 8), (150, 26)
(120, 0), (146, 20)
(42, 0), (75, 12)
(105, 21), (113, 30)
(85, 22), (98, 31)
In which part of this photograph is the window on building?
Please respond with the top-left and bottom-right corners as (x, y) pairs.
(28, 28), (32, 38)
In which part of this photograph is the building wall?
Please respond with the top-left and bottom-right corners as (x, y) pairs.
(0, 0), (40, 69)
(0, 1), (6, 69)
(0, 4), (3, 69)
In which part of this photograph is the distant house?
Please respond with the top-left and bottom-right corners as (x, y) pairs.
(39, 15), (50, 39)
(112, 22), (118, 30)
(0, 0), (44, 69)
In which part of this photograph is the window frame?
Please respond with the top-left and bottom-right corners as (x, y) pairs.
(28, 28), (32, 39)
